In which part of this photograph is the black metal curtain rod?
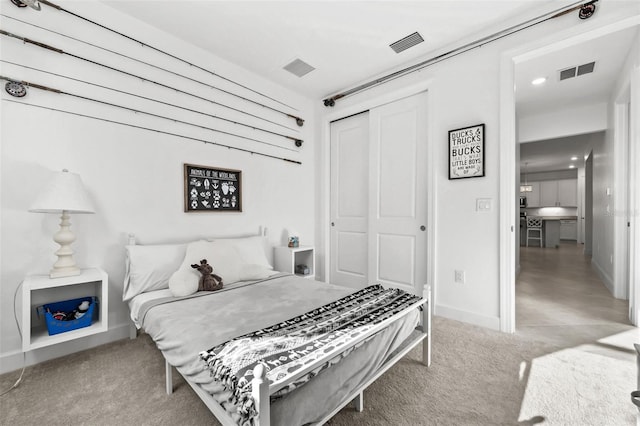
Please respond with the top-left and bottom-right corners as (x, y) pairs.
(0, 75), (297, 152)
(0, 59), (302, 146)
(2, 98), (302, 165)
(31, 0), (305, 126)
(322, 0), (597, 107)
(0, 28), (299, 136)
(1, 13), (304, 127)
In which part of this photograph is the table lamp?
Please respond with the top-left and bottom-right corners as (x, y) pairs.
(29, 169), (95, 278)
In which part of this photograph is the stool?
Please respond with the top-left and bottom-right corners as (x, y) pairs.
(526, 217), (543, 247)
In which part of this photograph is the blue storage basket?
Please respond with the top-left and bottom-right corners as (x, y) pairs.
(38, 296), (98, 336)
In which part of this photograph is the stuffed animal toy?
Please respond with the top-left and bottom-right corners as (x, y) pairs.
(191, 259), (223, 291)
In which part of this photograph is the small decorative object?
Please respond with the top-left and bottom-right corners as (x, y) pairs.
(191, 259), (223, 291)
(295, 264), (310, 275)
(29, 169), (95, 279)
(448, 123), (485, 180)
(288, 236), (299, 248)
(184, 164), (242, 212)
(75, 300), (91, 319)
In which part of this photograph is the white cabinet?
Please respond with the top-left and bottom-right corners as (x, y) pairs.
(274, 246), (315, 279)
(22, 268), (108, 352)
(538, 179), (577, 207)
(539, 181), (558, 207)
(557, 179), (577, 207)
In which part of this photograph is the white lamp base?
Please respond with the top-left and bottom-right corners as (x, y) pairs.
(49, 210), (81, 279)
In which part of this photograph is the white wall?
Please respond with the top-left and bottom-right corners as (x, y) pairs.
(518, 102), (608, 143)
(318, 1), (640, 331)
(0, 1), (315, 373)
(595, 24), (640, 299)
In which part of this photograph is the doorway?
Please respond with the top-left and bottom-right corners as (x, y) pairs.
(499, 22), (640, 332)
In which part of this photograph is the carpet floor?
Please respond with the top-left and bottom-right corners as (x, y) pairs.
(1, 314), (636, 426)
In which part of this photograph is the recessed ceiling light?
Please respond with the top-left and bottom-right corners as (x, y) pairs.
(531, 77), (547, 85)
(571, 156), (578, 161)
(569, 164), (576, 169)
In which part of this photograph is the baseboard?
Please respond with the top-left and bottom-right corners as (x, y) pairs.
(435, 303), (500, 331)
(591, 258), (616, 298)
(0, 322), (131, 375)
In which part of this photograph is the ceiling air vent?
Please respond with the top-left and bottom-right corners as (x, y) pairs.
(559, 61), (596, 81)
(390, 32), (424, 54)
(559, 67), (577, 81)
(577, 61), (595, 76)
(283, 58), (315, 78)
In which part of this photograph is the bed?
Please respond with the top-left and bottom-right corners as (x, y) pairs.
(124, 232), (431, 426)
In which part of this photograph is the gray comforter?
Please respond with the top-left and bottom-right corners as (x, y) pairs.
(139, 274), (419, 425)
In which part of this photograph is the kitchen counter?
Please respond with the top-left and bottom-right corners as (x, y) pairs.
(520, 216), (577, 247)
(534, 216), (577, 220)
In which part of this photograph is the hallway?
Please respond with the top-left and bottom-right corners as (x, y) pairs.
(516, 242), (633, 348)
(514, 242), (639, 424)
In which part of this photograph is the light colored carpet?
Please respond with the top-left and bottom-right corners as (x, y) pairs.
(1, 315), (636, 425)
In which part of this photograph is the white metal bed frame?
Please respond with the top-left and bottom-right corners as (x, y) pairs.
(127, 231), (431, 426)
(149, 285), (431, 426)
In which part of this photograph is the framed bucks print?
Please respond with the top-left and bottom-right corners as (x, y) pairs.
(448, 124), (485, 179)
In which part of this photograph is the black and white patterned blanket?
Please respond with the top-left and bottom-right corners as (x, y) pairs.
(199, 284), (423, 421)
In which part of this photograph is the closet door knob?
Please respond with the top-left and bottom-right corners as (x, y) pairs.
(420, 225), (426, 231)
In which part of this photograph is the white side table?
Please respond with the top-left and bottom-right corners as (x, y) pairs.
(274, 246), (315, 279)
(22, 268), (108, 352)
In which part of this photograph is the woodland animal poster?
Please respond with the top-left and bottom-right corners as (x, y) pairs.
(184, 163), (242, 212)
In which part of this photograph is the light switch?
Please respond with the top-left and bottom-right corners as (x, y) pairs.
(476, 198), (492, 211)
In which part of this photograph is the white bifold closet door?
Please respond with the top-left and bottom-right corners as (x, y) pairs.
(330, 92), (428, 295)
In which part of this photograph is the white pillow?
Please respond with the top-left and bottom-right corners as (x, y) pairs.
(124, 243), (187, 301)
(239, 264), (279, 281)
(169, 240), (242, 297)
(213, 235), (272, 269)
(168, 267), (199, 297)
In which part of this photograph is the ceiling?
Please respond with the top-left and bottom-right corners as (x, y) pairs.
(515, 25), (638, 173)
(100, 1), (637, 174)
(520, 132), (602, 174)
(102, 0), (579, 99)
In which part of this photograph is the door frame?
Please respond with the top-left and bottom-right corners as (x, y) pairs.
(320, 79), (435, 299)
(499, 17), (640, 332)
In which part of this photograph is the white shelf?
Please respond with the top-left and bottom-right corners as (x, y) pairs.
(22, 268), (108, 352)
(274, 246), (315, 279)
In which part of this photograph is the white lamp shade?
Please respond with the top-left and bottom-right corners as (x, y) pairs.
(29, 169), (95, 214)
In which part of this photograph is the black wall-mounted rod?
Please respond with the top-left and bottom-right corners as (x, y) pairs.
(34, 0), (305, 126)
(322, 0), (595, 107)
(2, 98), (302, 165)
(0, 75), (298, 152)
(0, 60), (302, 146)
(0, 28), (299, 135)
(0, 13), (305, 127)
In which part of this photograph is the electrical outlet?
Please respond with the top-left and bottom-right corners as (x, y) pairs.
(455, 269), (465, 284)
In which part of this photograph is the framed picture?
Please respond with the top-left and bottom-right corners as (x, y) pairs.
(184, 163), (242, 212)
(448, 123), (485, 179)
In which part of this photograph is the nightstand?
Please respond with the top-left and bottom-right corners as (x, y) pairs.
(21, 268), (108, 352)
(274, 246), (315, 279)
